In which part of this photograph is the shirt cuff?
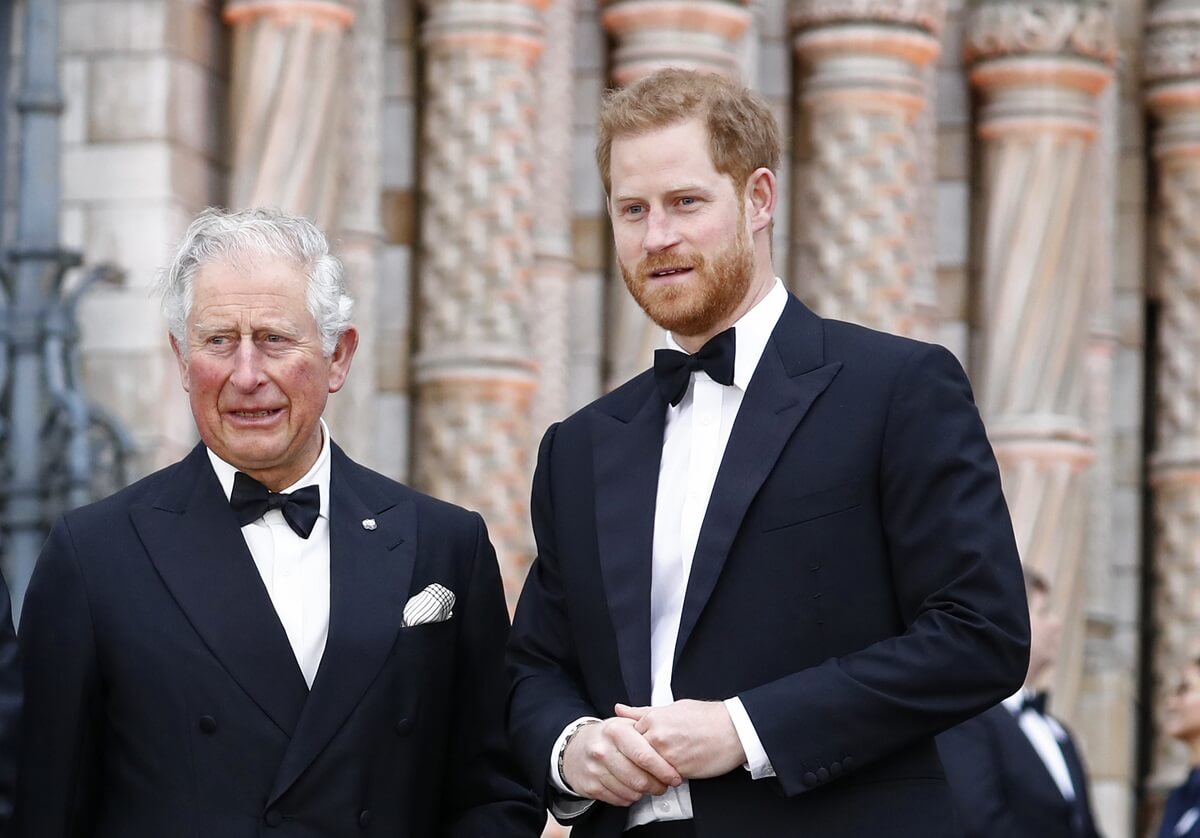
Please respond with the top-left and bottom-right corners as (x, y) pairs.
(549, 716), (603, 795)
(724, 697), (775, 779)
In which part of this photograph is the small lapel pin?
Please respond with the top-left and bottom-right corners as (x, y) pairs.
(362, 518), (377, 531)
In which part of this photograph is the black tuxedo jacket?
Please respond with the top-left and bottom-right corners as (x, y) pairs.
(507, 296), (1030, 837)
(936, 703), (1104, 838)
(0, 570), (19, 837)
(14, 443), (541, 838)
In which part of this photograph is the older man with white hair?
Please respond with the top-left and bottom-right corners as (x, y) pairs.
(14, 207), (542, 838)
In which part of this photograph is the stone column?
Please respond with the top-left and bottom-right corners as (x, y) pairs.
(966, 0), (1116, 713)
(600, 0), (753, 388)
(530, 0), (575, 442)
(414, 0), (544, 610)
(1146, 0), (1200, 794)
(789, 0), (945, 340)
(224, 0), (354, 226)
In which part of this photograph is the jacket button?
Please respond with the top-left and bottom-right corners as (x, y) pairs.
(359, 809), (373, 828)
(803, 772), (818, 788)
(817, 767), (830, 783)
(830, 761), (842, 777)
(843, 756), (855, 770)
(264, 810), (282, 827)
(198, 715), (217, 734)
(395, 717), (411, 735)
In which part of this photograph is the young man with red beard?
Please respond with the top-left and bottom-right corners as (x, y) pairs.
(507, 68), (1031, 838)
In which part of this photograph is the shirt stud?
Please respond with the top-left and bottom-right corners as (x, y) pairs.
(362, 518), (377, 531)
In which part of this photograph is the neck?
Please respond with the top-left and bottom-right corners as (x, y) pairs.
(1188, 739), (1200, 767)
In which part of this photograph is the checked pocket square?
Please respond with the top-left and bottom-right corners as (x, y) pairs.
(402, 583), (455, 627)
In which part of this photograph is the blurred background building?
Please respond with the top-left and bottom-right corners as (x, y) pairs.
(0, 0), (1196, 834)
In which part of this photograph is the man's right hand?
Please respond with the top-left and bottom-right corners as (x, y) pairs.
(561, 717), (682, 807)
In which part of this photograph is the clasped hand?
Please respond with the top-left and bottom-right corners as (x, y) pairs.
(560, 699), (747, 807)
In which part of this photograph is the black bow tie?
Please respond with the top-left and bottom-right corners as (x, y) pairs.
(229, 471), (321, 539)
(653, 327), (736, 407)
(1019, 691), (1048, 716)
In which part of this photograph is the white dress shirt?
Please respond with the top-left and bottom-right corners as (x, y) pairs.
(550, 279), (789, 828)
(207, 419), (332, 688)
(1002, 689), (1077, 803)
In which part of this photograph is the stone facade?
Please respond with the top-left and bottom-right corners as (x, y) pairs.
(15, 0), (1194, 834)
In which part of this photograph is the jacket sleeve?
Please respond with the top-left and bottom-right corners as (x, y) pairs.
(441, 513), (545, 838)
(0, 567), (21, 836)
(12, 518), (103, 838)
(506, 423), (605, 816)
(738, 343), (1031, 795)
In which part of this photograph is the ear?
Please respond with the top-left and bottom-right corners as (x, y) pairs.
(169, 333), (190, 393)
(744, 167), (777, 234)
(327, 326), (359, 394)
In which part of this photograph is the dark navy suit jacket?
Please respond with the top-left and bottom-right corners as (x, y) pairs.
(1159, 769), (1200, 838)
(507, 295), (1031, 837)
(937, 703), (1104, 838)
(14, 443), (541, 838)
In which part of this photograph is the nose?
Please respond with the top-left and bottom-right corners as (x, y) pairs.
(642, 208), (680, 254)
(229, 339), (266, 392)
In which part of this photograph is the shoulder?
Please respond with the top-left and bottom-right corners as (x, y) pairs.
(59, 451), (199, 535)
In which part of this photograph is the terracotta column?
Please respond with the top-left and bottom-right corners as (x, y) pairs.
(966, 0), (1116, 713)
(1146, 0), (1200, 794)
(224, 0), (354, 226)
(600, 0), (753, 388)
(790, 0), (945, 339)
(414, 0), (544, 609)
(530, 0), (575, 441)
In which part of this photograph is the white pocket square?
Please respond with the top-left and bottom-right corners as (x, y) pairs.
(402, 583), (455, 627)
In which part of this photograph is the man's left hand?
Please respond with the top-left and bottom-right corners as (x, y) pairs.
(614, 700), (746, 780)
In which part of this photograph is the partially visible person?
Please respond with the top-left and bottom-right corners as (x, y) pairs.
(14, 207), (541, 838)
(0, 571), (18, 836)
(937, 569), (1103, 838)
(1159, 658), (1200, 838)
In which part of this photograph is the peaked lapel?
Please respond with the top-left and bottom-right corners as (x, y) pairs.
(674, 297), (841, 664)
(130, 444), (309, 737)
(592, 372), (665, 706)
(268, 445), (415, 805)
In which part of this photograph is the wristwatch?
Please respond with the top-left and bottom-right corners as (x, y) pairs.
(558, 718), (602, 795)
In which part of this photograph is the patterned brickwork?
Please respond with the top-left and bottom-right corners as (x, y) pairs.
(790, 0), (943, 340)
(414, 0), (544, 611)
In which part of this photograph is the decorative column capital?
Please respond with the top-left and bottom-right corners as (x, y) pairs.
(600, 0), (753, 84)
(790, 0), (945, 37)
(966, 1), (1116, 139)
(223, 0), (356, 29)
(422, 0), (546, 65)
(964, 0), (1117, 66)
(1145, 1), (1200, 159)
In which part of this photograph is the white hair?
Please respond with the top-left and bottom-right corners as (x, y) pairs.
(157, 206), (353, 356)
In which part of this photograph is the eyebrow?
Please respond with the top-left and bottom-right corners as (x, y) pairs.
(612, 185), (714, 204)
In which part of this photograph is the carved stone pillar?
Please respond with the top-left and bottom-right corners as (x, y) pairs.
(531, 0), (575, 441)
(1146, 0), (1200, 792)
(789, 0), (945, 339)
(224, 0), (354, 226)
(966, 1), (1116, 713)
(414, 0), (543, 609)
(600, 0), (754, 388)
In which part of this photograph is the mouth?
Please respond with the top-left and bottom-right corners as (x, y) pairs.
(648, 267), (693, 279)
(227, 408), (284, 422)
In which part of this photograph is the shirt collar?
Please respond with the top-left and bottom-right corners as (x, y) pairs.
(206, 418), (332, 519)
(664, 277), (789, 392)
(1001, 687), (1031, 715)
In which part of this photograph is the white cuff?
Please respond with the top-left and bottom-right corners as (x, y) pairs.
(549, 716), (603, 795)
(724, 697), (775, 779)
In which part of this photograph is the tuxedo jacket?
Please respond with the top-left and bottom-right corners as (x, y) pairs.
(14, 443), (542, 838)
(936, 703), (1104, 838)
(0, 570), (19, 837)
(507, 295), (1031, 838)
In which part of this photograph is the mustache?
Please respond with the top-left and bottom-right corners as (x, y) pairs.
(634, 251), (708, 279)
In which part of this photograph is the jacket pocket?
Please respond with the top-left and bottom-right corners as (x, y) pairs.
(760, 480), (864, 532)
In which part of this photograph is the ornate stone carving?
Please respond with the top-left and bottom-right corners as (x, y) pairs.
(224, 0), (355, 226)
(963, 0), (1118, 65)
(969, 0), (1113, 717)
(414, 0), (543, 610)
(789, 1), (942, 339)
(790, 0), (944, 35)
